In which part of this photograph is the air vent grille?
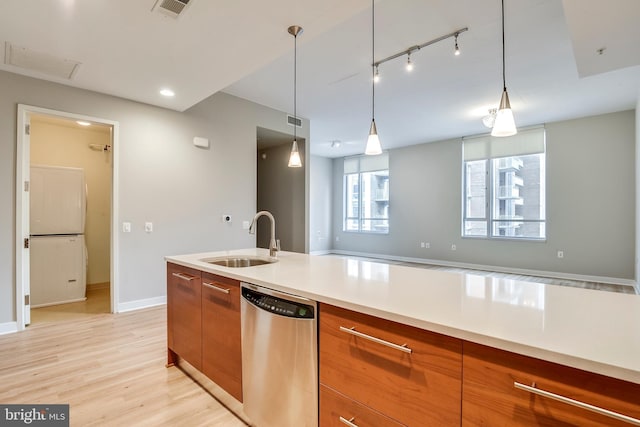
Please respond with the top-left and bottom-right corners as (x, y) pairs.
(287, 115), (302, 128)
(152, 0), (192, 18)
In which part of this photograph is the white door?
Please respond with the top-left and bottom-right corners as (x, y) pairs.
(17, 107), (31, 326)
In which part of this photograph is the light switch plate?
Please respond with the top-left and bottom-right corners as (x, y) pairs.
(145, 222), (153, 233)
(122, 222), (131, 233)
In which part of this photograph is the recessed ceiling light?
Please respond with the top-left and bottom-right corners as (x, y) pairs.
(76, 121), (91, 126)
(160, 88), (175, 97)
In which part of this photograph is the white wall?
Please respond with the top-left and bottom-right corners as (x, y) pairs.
(0, 70), (308, 324)
(309, 155), (333, 253)
(332, 110), (636, 282)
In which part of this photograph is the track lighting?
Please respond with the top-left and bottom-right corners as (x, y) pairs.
(372, 27), (468, 81)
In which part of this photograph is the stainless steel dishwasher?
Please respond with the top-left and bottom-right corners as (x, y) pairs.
(241, 282), (317, 427)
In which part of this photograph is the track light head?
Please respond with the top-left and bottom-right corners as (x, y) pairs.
(454, 34), (460, 56)
(406, 55), (414, 72)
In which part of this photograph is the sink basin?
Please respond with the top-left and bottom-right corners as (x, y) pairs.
(201, 256), (277, 268)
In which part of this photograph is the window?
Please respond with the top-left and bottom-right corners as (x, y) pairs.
(463, 128), (546, 239)
(343, 153), (389, 233)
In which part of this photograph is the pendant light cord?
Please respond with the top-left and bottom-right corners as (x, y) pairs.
(501, 0), (506, 91)
(371, 0), (375, 120)
(294, 32), (297, 142)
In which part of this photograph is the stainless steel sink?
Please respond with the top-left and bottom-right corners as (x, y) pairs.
(201, 256), (277, 268)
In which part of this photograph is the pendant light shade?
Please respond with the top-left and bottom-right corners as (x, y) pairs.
(365, 0), (382, 156)
(491, 0), (517, 137)
(492, 89), (517, 136)
(288, 139), (302, 167)
(365, 119), (382, 155)
(288, 25), (303, 167)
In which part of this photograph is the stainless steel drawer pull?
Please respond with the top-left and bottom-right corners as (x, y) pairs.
(172, 272), (194, 282)
(340, 326), (412, 354)
(203, 282), (230, 294)
(339, 416), (358, 427)
(514, 382), (640, 426)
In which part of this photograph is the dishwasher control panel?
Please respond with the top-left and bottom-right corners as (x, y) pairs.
(242, 287), (315, 319)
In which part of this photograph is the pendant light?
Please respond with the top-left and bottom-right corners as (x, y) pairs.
(365, 0), (382, 156)
(288, 25), (303, 167)
(491, 0), (517, 137)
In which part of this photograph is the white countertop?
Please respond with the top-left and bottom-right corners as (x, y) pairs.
(166, 248), (640, 384)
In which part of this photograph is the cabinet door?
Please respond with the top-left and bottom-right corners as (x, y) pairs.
(462, 342), (640, 426)
(320, 385), (405, 427)
(201, 272), (242, 402)
(320, 303), (462, 426)
(167, 263), (202, 370)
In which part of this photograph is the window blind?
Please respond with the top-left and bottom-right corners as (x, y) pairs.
(463, 127), (545, 161)
(344, 152), (389, 174)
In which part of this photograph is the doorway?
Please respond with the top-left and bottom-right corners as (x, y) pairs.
(16, 105), (119, 329)
(256, 127), (305, 253)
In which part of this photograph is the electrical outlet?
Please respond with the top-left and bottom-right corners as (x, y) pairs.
(557, 250), (564, 259)
(420, 242), (425, 248)
(451, 244), (457, 251)
(144, 222), (153, 233)
(425, 242), (430, 249)
(122, 222), (131, 233)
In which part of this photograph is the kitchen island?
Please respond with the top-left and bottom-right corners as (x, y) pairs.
(166, 249), (640, 426)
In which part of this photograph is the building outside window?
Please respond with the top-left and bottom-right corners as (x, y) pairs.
(343, 153), (389, 233)
(463, 127), (546, 239)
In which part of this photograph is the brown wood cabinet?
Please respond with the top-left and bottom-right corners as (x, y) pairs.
(319, 303), (462, 426)
(462, 342), (640, 426)
(320, 385), (405, 427)
(201, 272), (242, 402)
(167, 263), (243, 401)
(167, 262), (202, 370)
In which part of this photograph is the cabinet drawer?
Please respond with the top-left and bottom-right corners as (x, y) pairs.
(462, 342), (640, 426)
(167, 263), (202, 370)
(201, 272), (242, 402)
(320, 385), (405, 427)
(319, 303), (462, 426)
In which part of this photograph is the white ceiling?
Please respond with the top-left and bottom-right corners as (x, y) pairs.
(2, 0), (639, 158)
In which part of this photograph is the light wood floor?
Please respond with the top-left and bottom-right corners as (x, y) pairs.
(0, 305), (246, 426)
(30, 287), (111, 324)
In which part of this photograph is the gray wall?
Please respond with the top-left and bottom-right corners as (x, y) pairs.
(257, 141), (306, 253)
(332, 110), (636, 281)
(636, 96), (640, 290)
(309, 155), (333, 253)
(1, 70), (308, 324)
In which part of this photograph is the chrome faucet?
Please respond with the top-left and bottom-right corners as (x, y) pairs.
(249, 210), (279, 257)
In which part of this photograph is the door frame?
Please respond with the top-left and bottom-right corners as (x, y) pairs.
(16, 104), (120, 330)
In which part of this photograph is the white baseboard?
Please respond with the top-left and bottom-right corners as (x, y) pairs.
(0, 321), (18, 335)
(329, 250), (636, 288)
(117, 296), (166, 313)
(309, 249), (331, 256)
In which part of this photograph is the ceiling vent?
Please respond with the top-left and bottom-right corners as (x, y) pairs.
(287, 115), (302, 128)
(4, 42), (81, 80)
(152, 0), (192, 18)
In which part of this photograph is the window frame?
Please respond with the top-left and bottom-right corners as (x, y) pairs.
(342, 155), (389, 234)
(462, 128), (546, 241)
